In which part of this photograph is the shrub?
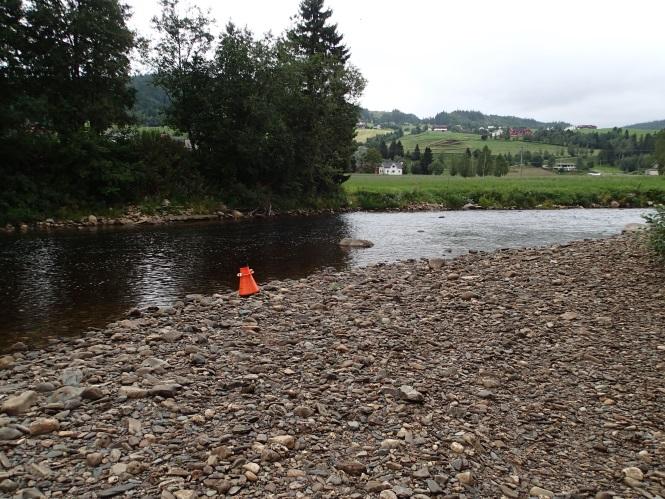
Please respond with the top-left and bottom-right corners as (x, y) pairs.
(644, 205), (665, 261)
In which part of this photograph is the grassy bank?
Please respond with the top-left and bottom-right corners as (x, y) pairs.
(343, 174), (665, 209)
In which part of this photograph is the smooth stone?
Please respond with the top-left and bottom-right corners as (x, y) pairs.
(529, 486), (554, 497)
(335, 460), (366, 476)
(2, 390), (38, 415)
(29, 418), (60, 436)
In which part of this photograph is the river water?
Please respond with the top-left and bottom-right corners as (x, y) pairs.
(0, 208), (650, 347)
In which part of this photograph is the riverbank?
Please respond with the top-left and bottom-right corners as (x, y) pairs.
(1, 234), (663, 498)
(2, 175), (664, 233)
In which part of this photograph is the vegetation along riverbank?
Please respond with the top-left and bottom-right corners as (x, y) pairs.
(0, 234), (663, 498)
(3, 175), (665, 233)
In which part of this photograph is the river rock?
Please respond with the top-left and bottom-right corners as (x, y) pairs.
(428, 258), (446, 270)
(0, 355), (15, 370)
(622, 466), (643, 481)
(61, 367), (83, 386)
(119, 386), (147, 399)
(0, 427), (23, 440)
(269, 435), (295, 449)
(1, 390), (38, 415)
(529, 486), (554, 497)
(335, 461), (366, 476)
(398, 385), (424, 403)
(48, 386), (83, 403)
(0, 479), (18, 493)
(339, 238), (374, 248)
(86, 453), (103, 466)
(29, 418), (60, 435)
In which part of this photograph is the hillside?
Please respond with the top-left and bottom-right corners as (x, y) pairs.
(429, 109), (569, 129)
(359, 106), (570, 129)
(624, 119), (665, 130)
(130, 74), (169, 126)
(398, 131), (563, 156)
(359, 108), (421, 125)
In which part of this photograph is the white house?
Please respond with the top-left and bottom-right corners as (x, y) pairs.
(645, 163), (660, 176)
(378, 161), (403, 175)
(432, 125), (448, 132)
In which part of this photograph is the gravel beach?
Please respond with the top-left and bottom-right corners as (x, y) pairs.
(0, 234), (663, 499)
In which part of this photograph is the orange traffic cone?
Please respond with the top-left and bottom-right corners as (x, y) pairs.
(237, 266), (260, 297)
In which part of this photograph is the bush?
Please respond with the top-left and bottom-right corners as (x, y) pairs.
(644, 205), (665, 261)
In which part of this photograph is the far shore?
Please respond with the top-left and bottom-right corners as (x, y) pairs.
(0, 201), (656, 235)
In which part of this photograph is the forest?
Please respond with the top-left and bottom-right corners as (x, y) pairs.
(0, 0), (363, 223)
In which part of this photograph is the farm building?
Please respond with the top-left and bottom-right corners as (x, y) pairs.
(432, 125), (448, 132)
(378, 161), (403, 175)
(553, 163), (577, 172)
(509, 127), (532, 138)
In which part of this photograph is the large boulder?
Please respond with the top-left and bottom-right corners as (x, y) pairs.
(339, 238), (374, 248)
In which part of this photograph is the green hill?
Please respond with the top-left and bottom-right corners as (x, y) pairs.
(429, 110), (568, 129)
(130, 74), (169, 126)
(624, 119), (665, 130)
(399, 131), (563, 156)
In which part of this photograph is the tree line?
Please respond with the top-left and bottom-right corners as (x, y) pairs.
(526, 127), (665, 172)
(0, 0), (363, 223)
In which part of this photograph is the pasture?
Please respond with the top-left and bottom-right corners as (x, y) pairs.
(354, 128), (393, 143)
(343, 173), (665, 210)
(398, 131), (563, 156)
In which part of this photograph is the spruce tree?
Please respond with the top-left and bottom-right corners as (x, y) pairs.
(285, 0), (365, 194)
(412, 144), (421, 161)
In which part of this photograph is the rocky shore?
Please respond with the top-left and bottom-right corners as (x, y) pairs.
(1, 235), (664, 498)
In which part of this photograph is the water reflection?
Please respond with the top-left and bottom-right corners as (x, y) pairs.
(0, 215), (353, 346)
(0, 209), (650, 347)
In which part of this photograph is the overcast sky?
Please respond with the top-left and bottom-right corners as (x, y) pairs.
(127, 0), (665, 127)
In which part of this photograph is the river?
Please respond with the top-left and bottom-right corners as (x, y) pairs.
(0, 208), (650, 347)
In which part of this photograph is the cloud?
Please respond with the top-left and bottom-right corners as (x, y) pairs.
(128, 0), (665, 127)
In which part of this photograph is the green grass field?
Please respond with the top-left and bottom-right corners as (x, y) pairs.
(354, 128), (392, 143)
(343, 173), (665, 210)
(398, 131), (562, 156)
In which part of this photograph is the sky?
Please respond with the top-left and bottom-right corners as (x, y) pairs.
(127, 0), (665, 128)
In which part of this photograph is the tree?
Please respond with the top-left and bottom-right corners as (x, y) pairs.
(151, 0), (214, 149)
(395, 140), (404, 158)
(421, 146), (433, 174)
(23, 0), (135, 134)
(412, 143), (421, 161)
(284, 0), (365, 195)
(379, 139), (389, 159)
(362, 148), (382, 173)
(430, 159), (445, 175)
(494, 154), (509, 176)
(388, 139), (397, 159)
(0, 0), (25, 134)
(655, 130), (665, 175)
